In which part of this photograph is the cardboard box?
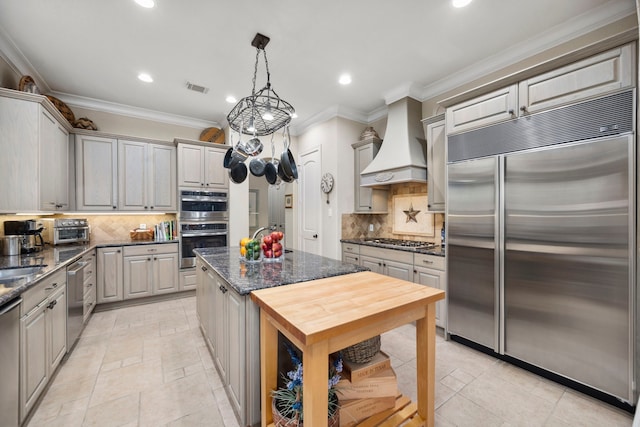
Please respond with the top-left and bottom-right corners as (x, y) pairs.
(339, 396), (396, 426)
(336, 367), (397, 400)
(342, 351), (391, 383)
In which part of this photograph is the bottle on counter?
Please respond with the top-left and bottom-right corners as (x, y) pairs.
(441, 222), (446, 247)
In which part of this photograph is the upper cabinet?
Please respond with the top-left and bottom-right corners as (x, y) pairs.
(351, 137), (388, 213)
(118, 140), (176, 211)
(446, 43), (634, 135)
(422, 115), (445, 212)
(76, 133), (176, 212)
(0, 90), (73, 213)
(177, 141), (228, 188)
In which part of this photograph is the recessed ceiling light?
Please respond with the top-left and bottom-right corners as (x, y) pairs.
(134, 0), (155, 8)
(339, 74), (352, 85)
(138, 73), (153, 83)
(452, 0), (472, 8)
(226, 95), (237, 103)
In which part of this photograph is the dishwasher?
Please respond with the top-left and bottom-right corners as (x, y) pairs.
(0, 297), (22, 427)
(66, 259), (86, 351)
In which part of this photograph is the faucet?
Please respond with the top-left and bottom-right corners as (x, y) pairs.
(252, 227), (267, 240)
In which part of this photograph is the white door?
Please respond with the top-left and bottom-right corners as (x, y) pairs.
(299, 146), (321, 255)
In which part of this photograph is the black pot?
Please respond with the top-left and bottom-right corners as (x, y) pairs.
(249, 157), (267, 177)
(264, 159), (279, 185)
(280, 148), (298, 179)
(229, 162), (248, 184)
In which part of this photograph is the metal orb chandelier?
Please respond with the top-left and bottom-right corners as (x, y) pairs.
(227, 33), (295, 137)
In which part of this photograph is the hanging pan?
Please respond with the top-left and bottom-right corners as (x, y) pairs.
(229, 162), (248, 184)
(249, 157), (267, 176)
(280, 126), (298, 180)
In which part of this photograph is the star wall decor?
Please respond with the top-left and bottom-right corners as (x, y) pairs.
(403, 203), (421, 223)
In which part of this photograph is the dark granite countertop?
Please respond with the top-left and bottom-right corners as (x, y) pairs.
(194, 247), (369, 296)
(340, 238), (446, 257)
(0, 239), (178, 308)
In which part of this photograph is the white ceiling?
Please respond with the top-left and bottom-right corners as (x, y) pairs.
(0, 0), (635, 134)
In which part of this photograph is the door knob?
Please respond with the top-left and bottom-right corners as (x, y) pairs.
(313, 234), (318, 238)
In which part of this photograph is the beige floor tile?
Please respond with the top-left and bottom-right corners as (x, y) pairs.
(28, 409), (86, 427)
(164, 402), (226, 426)
(549, 390), (632, 427)
(51, 353), (102, 385)
(381, 331), (417, 363)
(437, 394), (504, 427)
(138, 372), (217, 426)
(213, 387), (240, 427)
(89, 358), (163, 407)
(83, 392), (140, 427)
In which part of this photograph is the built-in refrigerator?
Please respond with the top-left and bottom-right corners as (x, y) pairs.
(446, 89), (636, 404)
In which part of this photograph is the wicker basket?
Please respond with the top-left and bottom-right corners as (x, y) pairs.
(342, 335), (381, 364)
(129, 229), (154, 241)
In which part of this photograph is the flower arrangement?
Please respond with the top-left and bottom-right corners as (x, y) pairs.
(271, 344), (343, 424)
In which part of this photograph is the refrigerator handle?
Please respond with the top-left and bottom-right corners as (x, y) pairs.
(497, 156), (505, 355)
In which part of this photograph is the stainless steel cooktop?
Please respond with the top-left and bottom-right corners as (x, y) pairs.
(364, 238), (437, 249)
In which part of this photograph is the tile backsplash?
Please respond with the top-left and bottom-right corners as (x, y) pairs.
(342, 182), (444, 244)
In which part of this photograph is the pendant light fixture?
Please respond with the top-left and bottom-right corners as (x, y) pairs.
(226, 33), (295, 136)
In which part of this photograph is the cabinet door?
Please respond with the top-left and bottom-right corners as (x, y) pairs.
(149, 143), (177, 210)
(360, 255), (384, 274)
(384, 260), (413, 281)
(196, 262), (207, 325)
(519, 44), (633, 115)
(180, 268), (197, 291)
(118, 140), (148, 210)
(353, 140), (387, 213)
(97, 247), (123, 303)
(123, 255), (153, 299)
(48, 285), (67, 373)
(204, 147), (228, 188)
(213, 275), (227, 383)
(20, 302), (48, 421)
(226, 288), (245, 415)
(343, 252), (359, 265)
(426, 119), (445, 212)
(178, 144), (204, 187)
(40, 108), (69, 211)
(76, 135), (118, 210)
(152, 252), (179, 294)
(446, 84), (517, 135)
(414, 266), (445, 328)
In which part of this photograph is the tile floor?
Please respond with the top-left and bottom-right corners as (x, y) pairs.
(28, 296), (634, 426)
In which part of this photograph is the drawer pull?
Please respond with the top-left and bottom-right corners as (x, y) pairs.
(422, 259), (434, 264)
(201, 266), (207, 271)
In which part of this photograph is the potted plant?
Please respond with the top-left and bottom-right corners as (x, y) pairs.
(271, 344), (342, 426)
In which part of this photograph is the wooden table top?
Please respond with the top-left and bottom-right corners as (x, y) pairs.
(250, 271), (445, 346)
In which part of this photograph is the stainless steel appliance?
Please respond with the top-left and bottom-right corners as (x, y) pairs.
(0, 297), (21, 427)
(447, 89), (635, 403)
(41, 218), (90, 245)
(4, 220), (45, 253)
(363, 238), (438, 249)
(179, 190), (229, 268)
(66, 258), (86, 350)
(179, 190), (229, 221)
(179, 221), (228, 268)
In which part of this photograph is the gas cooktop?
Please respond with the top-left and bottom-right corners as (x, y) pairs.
(363, 238), (437, 249)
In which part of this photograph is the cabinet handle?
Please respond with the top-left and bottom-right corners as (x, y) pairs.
(117, 250), (121, 253)
(201, 183), (204, 186)
(219, 285), (227, 294)
(113, 206), (117, 209)
(45, 283), (58, 290)
(201, 266), (207, 271)
(508, 109), (515, 116)
(378, 262), (382, 266)
(47, 300), (57, 309)
(313, 234), (318, 238)
(144, 206), (148, 209)
(520, 106), (527, 113)
(422, 259), (434, 264)
(150, 206), (154, 209)
(355, 257), (358, 261)
(147, 258), (151, 261)
(148, 248), (157, 252)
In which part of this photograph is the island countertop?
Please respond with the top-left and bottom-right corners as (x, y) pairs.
(194, 247), (368, 295)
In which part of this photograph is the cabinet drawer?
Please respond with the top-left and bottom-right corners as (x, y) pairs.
(123, 243), (178, 257)
(360, 245), (413, 264)
(446, 84), (517, 135)
(21, 269), (66, 315)
(341, 243), (360, 254)
(414, 253), (445, 271)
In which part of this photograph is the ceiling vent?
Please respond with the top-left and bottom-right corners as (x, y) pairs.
(186, 81), (209, 94)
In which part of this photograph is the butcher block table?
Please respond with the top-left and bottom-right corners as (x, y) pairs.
(250, 270), (445, 427)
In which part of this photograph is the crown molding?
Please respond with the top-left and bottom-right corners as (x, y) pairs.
(419, 0), (637, 102)
(51, 91), (220, 129)
(383, 82), (423, 105)
(290, 104), (370, 135)
(0, 24), (51, 93)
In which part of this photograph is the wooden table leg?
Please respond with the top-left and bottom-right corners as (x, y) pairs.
(260, 311), (279, 427)
(416, 303), (436, 427)
(302, 340), (329, 427)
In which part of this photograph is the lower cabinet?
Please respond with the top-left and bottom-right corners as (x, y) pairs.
(341, 242), (360, 265)
(20, 270), (67, 423)
(196, 257), (260, 427)
(359, 245), (414, 281)
(413, 253), (447, 328)
(97, 246), (124, 303)
(179, 268), (197, 291)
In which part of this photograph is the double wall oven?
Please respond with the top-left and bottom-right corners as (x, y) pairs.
(179, 189), (228, 268)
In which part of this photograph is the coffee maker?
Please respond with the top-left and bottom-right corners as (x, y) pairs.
(4, 220), (45, 254)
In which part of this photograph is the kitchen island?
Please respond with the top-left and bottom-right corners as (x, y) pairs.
(193, 247), (367, 427)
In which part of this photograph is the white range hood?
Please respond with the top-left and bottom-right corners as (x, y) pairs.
(360, 97), (426, 187)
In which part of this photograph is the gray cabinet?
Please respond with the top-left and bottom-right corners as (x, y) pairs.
(341, 242), (359, 265)
(423, 115), (445, 212)
(122, 244), (179, 299)
(359, 245), (413, 281)
(413, 253), (446, 328)
(82, 251), (97, 323)
(0, 90), (72, 213)
(177, 142), (229, 188)
(97, 246), (123, 303)
(195, 257), (260, 427)
(352, 137), (388, 213)
(118, 139), (176, 211)
(20, 270), (67, 423)
(446, 43), (633, 135)
(76, 134), (119, 211)
(179, 268), (197, 291)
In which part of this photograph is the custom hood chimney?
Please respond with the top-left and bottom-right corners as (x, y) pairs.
(360, 97), (426, 186)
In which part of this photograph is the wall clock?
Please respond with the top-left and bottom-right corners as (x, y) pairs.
(321, 173), (334, 204)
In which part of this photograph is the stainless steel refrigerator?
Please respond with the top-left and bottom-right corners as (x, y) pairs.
(446, 89), (636, 403)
